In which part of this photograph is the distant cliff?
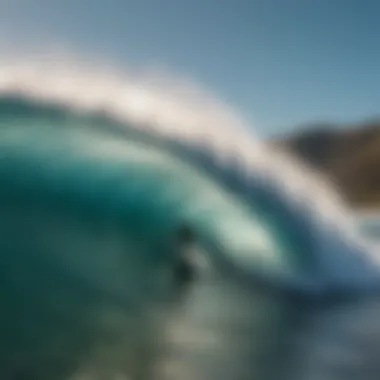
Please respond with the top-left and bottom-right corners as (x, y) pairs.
(273, 121), (380, 209)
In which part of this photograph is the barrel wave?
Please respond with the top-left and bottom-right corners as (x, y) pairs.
(0, 59), (380, 380)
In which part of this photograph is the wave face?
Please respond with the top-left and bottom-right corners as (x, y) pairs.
(0, 58), (380, 379)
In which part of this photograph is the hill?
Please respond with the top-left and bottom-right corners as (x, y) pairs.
(272, 121), (380, 209)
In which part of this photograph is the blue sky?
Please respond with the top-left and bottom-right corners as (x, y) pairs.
(2, 0), (380, 136)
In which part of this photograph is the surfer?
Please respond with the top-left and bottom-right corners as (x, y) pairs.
(174, 225), (197, 286)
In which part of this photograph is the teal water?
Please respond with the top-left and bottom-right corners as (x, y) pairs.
(1, 67), (380, 380)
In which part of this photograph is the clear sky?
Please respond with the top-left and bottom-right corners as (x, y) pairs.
(1, 0), (380, 136)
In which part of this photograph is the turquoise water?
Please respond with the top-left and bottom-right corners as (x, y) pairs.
(1, 76), (380, 379)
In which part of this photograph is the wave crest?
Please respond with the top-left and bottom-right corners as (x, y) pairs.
(0, 54), (379, 286)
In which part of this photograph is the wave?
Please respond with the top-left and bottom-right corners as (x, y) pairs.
(0, 55), (379, 295)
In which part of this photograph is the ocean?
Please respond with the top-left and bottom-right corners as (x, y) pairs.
(1, 57), (380, 380)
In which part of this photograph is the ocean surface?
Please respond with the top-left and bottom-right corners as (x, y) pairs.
(156, 218), (380, 380)
(1, 59), (380, 380)
(156, 277), (380, 380)
(358, 214), (380, 242)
